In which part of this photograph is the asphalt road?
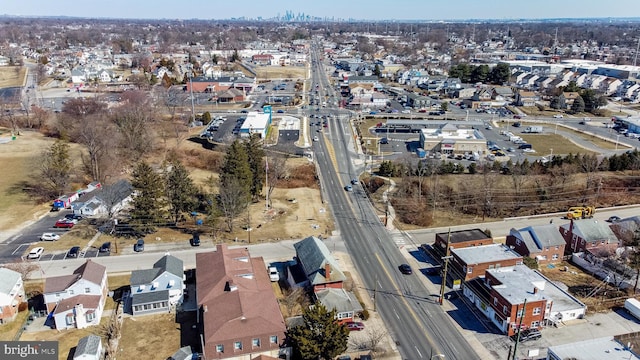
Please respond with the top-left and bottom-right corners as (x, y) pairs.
(309, 42), (480, 359)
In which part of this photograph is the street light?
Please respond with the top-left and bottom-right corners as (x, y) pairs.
(616, 134), (620, 150)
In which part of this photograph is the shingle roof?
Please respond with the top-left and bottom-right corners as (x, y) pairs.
(511, 224), (566, 252)
(0, 268), (21, 295)
(132, 290), (170, 306)
(316, 288), (363, 314)
(75, 335), (101, 357)
(293, 236), (346, 286)
(130, 255), (183, 285)
(565, 219), (619, 243)
(45, 260), (105, 293)
(53, 294), (101, 315)
(196, 245), (285, 354)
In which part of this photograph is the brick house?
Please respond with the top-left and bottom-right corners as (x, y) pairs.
(463, 265), (586, 336)
(559, 219), (620, 255)
(196, 244), (286, 360)
(0, 268), (25, 324)
(506, 224), (566, 265)
(433, 229), (494, 256)
(450, 244), (523, 282)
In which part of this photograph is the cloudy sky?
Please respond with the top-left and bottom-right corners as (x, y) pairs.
(2, 0), (638, 20)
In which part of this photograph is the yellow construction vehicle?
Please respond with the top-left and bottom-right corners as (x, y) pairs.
(566, 206), (596, 220)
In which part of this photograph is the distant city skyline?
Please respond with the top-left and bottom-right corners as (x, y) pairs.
(2, 0), (639, 21)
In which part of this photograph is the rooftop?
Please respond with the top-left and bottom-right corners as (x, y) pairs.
(487, 265), (586, 313)
(548, 336), (639, 360)
(452, 243), (522, 265)
(436, 228), (491, 244)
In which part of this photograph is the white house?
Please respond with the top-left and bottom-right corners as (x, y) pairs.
(72, 180), (133, 218)
(129, 255), (185, 316)
(0, 268), (25, 324)
(43, 260), (108, 330)
(73, 334), (103, 360)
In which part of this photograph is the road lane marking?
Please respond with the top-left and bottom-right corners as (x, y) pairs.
(415, 346), (423, 358)
(374, 253), (444, 356)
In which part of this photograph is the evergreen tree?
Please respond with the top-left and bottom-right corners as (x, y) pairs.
(378, 160), (395, 177)
(165, 160), (197, 223)
(470, 64), (490, 84)
(286, 303), (349, 360)
(130, 161), (166, 231)
(245, 134), (266, 201)
(488, 63), (511, 85)
(373, 64), (381, 77)
(571, 95), (585, 113)
(218, 140), (252, 231)
(40, 140), (72, 197)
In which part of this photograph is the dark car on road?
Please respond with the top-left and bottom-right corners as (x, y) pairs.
(133, 238), (144, 252)
(68, 246), (80, 258)
(99, 242), (111, 253)
(190, 233), (201, 246)
(399, 264), (413, 275)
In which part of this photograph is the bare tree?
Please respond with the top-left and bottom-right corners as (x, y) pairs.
(266, 153), (288, 208)
(218, 177), (249, 232)
(75, 115), (117, 182)
(112, 90), (154, 161)
(279, 287), (309, 318)
(2, 262), (40, 280)
(349, 324), (387, 352)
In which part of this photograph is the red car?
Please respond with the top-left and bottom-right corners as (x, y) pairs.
(54, 220), (75, 229)
(345, 321), (365, 331)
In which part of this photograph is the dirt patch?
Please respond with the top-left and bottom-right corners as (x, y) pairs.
(216, 187), (333, 242)
(119, 313), (180, 360)
(254, 66), (307, 80)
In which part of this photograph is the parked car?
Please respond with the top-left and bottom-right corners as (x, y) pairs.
(399, 264), (412, 275)
(380, 137), (389, 144)
(424, 266), (441, 275)
(511, 329), (542, 343)
(54, 220), (75, 229)
(607, 215), (622, 223)
(345, 321), (365, 331)
(64, 214), (83, 221)
(67, 246), (80, 258)
(27, 247), (44, 259)
(40, 233), (60, 241)
(99, 242), (111, 253)
(268, 266), (279, 282)
(190, 233), (201, 246)
(133, 238), (145, 252)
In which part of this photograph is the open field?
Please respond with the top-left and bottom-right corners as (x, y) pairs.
(119, 313), (181, 360)
(0, 130), (59, 230)
(254, 65), (307, 80)
(0, 66), (26, 87)
(519, 133), (598, 156)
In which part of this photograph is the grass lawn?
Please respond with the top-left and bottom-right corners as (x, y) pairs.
(19, 317), (108, 360)
(0, 66), (26, 87)
(119, 313), (181, 360)
(0, 310), (29, 341)
(519, 133), (598, 156)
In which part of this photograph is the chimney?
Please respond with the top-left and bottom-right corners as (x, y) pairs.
(203, 305), (208, 313)
(533, 287), (539, 294)
(325, 263), (331, 281)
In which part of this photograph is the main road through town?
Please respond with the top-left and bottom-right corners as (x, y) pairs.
(310, 43), (479, 359)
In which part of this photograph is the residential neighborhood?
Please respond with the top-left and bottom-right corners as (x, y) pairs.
(2, 5), (640, 360)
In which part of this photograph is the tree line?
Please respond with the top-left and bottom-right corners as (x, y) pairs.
(374, 150), (640, 226)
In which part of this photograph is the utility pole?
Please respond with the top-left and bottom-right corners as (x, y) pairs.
(439, 229), (452, 305)
(512, 299), (527, 360)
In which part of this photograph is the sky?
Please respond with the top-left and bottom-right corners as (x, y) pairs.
(1, 0), (639, 21)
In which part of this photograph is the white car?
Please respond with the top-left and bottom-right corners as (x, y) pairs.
(401, 109), (411, 114)
(313, 136), (319, 142)
(553, 114), (564, 119)
(27, 247), (44, 259)
(268, 267), (279, 282)
(40, 233), (60, 241)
